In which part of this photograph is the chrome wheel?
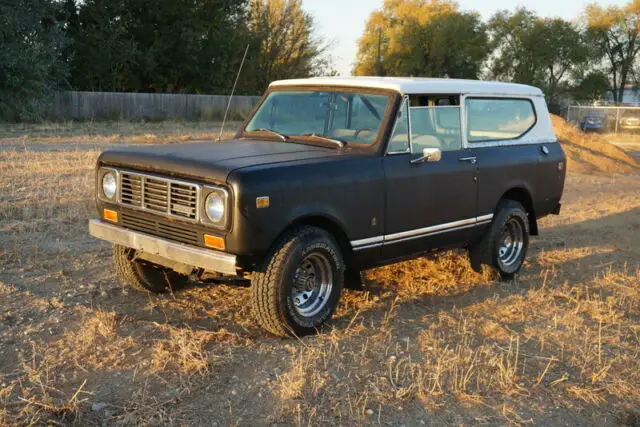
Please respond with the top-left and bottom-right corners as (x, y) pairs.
(497, 217), (524, 267)
(292, 252), (333, 317)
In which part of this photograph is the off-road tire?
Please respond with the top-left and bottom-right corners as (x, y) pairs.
(469, 200), (530, 280)
(251, 226), (345, 337)
(113, 244), (189, 293)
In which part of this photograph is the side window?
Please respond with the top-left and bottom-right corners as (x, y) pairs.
(466, 98), (536, 142)
(388, 97), (410, 153)
(408, 95), (462, 153)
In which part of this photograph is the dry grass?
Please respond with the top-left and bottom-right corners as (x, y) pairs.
(0, 122), (639, 425)
(551, 114), (639, 174)
(0, 120), (239, 145)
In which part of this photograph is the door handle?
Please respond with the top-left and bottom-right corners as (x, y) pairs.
(459, 156), (477, 165)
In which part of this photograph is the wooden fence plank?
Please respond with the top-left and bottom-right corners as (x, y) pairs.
(49, 91), (262, 121)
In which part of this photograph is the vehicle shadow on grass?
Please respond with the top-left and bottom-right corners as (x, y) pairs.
(3, 203), (638, 341)
(80, 205), (640, 340)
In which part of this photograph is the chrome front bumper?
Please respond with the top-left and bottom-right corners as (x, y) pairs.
(88, 219), (237, 275)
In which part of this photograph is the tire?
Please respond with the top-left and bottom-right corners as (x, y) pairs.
(113, 244), (190, 293)
(469, 200), (530, 280)
(251, 226), (345, 337)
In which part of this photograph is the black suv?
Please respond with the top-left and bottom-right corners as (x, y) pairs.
(89, 77), (566, 336)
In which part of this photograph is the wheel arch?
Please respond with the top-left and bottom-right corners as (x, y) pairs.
(499, 187), (538, 236)
(285, 215), (357, 271)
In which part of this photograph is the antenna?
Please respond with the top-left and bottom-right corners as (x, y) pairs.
(217, 43), (250, 142)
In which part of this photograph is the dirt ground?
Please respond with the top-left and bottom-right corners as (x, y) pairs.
(0, 126), (639, 426)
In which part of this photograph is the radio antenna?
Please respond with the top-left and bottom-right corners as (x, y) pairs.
(217, 43), (250, 142)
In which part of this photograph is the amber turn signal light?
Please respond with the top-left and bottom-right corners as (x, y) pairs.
(204, 234), (225, 250)
(103, 209), (118, 222)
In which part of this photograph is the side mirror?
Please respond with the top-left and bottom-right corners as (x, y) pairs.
(410, 147), (442, 164)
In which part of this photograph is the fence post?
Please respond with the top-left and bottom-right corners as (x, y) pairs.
(615, 108), (620, 135)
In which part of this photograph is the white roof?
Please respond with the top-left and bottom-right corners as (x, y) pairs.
(270, 76), (543, 97)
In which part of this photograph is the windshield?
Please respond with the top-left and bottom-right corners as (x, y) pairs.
(245, 89), (392, 145)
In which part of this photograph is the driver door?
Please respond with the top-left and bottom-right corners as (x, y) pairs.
(382, 96), (480, 260)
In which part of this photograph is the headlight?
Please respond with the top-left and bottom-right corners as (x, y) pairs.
(102, 172), (117, 200)
(205, 192), (225, 223)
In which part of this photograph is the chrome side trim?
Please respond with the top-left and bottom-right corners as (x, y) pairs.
(385, 222), (479, 245)
(350, 236), (384, 248)
(350, 214), (494, 251)
(476, 213), (494, 222)
(88, 219), (237, 275)
(385, 217), (477, 242)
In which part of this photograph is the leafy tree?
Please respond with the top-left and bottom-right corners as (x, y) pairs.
(572, 71), (610, 102)
(586, 0), (640, 104)
(69, 0), (136, 92)
(353, 0), (488, 79)
(70, 0), (248, 93)
(124, 0), (248, 93)
(487, 9), (589, 109)
(0, 0), (68, 121)
(243, 0), (333, 94)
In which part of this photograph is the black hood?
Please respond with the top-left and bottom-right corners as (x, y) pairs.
(98, 139), (346, 183)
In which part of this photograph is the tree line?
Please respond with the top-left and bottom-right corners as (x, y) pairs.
(2, 0), (640, 121)
(1, 0), (332, 121)
(355, 0), (640, 113)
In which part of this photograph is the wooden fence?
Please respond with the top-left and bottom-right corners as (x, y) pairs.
(49, 91), (262, 121)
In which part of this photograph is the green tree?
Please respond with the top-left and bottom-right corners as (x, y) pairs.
(0, 0), (68, 121)
(586, 0), (640, 104)
(69, 0), (136, 91)
(124, 0), (248, 93)
(572, 71), (610, 102)
(70, 0), (248, 93)
(354, 0), (488, 78)
(488, 9), (589, 109)
(243, 0), (333, 94)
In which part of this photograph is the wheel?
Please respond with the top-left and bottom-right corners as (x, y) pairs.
(251, 226), (345, 337)
(112, 244), (190, 293)
(469, 200), (529, 280)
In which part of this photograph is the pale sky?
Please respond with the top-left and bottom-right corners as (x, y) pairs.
(303, 0), (629, 76)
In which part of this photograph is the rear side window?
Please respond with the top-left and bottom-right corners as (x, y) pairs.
(466, 98), (536, 143)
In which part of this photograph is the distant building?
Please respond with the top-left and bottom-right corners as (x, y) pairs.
(605, 85), (640, 105)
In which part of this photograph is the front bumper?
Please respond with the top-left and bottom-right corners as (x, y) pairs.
(88, 219), (237, 275)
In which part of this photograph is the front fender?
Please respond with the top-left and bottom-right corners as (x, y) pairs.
(225, 155), (385, 259)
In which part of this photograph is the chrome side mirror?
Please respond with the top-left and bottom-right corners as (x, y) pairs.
(410, 147), (442, 164)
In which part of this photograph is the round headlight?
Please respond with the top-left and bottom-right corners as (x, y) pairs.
(102, 172), (117, 200)
(205, 192), (225, 223)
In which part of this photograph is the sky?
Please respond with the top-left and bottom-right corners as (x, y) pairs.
(303, 0), (629, 76)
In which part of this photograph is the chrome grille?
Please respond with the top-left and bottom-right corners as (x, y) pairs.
(119, 171), (200, 221)
(121, 212), (199, 246)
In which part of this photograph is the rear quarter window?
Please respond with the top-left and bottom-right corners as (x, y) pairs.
(466, 98), (536, 143)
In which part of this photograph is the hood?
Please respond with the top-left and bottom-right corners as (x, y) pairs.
(98, 139), (346, 183)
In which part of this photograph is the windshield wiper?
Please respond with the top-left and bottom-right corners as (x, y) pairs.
(251, 128), (289, 141)
(302, 133), (346, 148)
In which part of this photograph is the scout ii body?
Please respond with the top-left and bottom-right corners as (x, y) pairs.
(89, 77), (566, 336)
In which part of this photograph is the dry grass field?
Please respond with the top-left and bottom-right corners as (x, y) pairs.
(0, 118), (639, 426)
